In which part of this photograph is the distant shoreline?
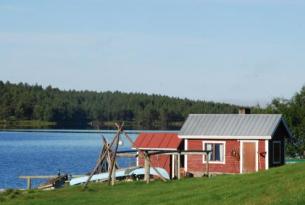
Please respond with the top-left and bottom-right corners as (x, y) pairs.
(0, 119), (183, 131)
(0, 128), (178, 134)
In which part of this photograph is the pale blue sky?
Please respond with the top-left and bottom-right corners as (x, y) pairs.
(1, 0), (305, 106)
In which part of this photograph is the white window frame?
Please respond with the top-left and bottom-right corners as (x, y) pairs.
(202, 141), (226, 164)
(272, 141), (281, 165)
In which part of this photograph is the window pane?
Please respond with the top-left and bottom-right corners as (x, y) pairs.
(215, 144), (220, 161)
(206, 144), (213, 161)
(204, 143), (224, 162)
(274, 142), (281, 163)
(219, 144), (224, 162)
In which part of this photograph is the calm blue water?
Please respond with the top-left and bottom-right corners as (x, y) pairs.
(0, 130), (139, 189)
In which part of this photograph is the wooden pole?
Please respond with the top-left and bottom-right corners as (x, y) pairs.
(102, 137), (112, 173)
(144, 152), (147, 181)
(107, 123), (123, 186)
(84, 148), (109, 189)
(123, 132), (134, 145)
(115, 122), (134, 145)
(139, 152), (167, 182)
(144, 152), (150, 184)
(205, 152), (210, 177)
(111, 159), (116, 186)
(84, 126), (125, 189)
(27, 177), (32, 190)
(107, 135), (119, 185)
(174, 154), (178, 179)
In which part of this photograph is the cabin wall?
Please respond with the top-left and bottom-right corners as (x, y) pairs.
(187, 139), (240, 175)
(269, 122), (287, 167)
(186, 139), (267, 175)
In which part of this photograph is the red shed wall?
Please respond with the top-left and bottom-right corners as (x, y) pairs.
(187, 139), (266, 175)
(138, 153), (171, 176)
(258, 140), (266, 170)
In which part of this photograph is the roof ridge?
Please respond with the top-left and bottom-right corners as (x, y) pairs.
(189, 113), (282, 116)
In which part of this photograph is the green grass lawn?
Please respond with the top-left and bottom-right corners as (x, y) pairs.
(1, 163), (305, 205)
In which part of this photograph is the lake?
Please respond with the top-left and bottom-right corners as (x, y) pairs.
(0, 130), (142, 189)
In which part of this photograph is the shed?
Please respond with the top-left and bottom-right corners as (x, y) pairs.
(133, 133), (183, 178)
(179, 113), (292, 175)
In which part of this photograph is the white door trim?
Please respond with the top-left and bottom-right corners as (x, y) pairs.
(240, 140), (259, 174)
(265, 140), (269, 170)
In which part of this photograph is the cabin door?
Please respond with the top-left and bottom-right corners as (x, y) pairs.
(241, 141), (258, 173)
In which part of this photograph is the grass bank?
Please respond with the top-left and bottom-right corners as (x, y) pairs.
(1, 163), (305, 205)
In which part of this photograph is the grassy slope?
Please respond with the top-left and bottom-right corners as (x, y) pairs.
(1, 163), (305, 205)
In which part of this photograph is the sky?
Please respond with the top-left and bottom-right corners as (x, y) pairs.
(1, 0), (305, 106)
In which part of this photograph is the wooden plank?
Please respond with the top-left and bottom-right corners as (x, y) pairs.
(20, 176), (58, 179)
(116, 153), (137, 157)
(20, 175), (84, 179)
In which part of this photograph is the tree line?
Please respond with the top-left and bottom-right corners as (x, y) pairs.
(254, 87), (305, 158)
(0, 81), (239, 129)
(1, 81), (305, 157)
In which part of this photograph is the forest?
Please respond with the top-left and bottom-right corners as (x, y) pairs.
(0, 81), (238, 129)
(1, 81), (305, 157)
(255, 87), (305, 158)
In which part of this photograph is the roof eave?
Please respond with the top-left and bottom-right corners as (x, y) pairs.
(132, 147), (178, 151)
(271, 118), (293, 139)
(178, 135), (272, 140)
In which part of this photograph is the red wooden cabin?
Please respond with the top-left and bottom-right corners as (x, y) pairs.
(133, 110), (292, 177)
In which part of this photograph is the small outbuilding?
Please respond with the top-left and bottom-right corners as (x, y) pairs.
(133, 132), (183, 179)
(133, 110), (292, 177)
(179, 112), (292, 176)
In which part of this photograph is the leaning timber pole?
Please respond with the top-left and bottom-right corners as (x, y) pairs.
(107, 123), (124, 186)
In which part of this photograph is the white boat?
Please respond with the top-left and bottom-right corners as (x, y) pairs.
(69, 167), (170, 186)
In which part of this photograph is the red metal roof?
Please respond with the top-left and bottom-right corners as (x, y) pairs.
(133, 133), (182, 150)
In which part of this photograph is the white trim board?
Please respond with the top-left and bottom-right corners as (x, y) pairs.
(265, 140), (269, 170)
(178, 135), (271, 140)
(184, 139), (188, 172)
(240, 140), (259, 174)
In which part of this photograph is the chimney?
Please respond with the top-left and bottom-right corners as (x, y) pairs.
(239, 107), (251, 114)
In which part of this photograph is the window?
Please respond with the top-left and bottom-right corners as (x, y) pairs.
(203, 141), (225, 163)
(273, 141), (281, 164)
